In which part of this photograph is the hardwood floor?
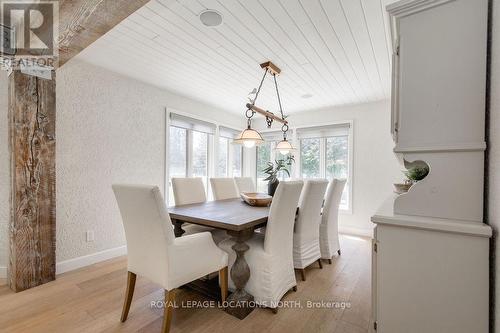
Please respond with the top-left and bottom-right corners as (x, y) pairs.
(0, 235), (371, 333)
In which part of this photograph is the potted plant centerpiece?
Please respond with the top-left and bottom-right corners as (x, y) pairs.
(262, 155), (295, 196)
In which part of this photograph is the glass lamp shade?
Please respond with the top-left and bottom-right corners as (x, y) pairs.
(275, 139), (295, 155)
(233, 128), (264, 148)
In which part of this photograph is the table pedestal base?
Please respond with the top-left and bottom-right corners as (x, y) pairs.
(225, 228), (255, 319)
(225, 290), (255, 319)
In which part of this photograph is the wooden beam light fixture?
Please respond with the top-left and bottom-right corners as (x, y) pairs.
(234, 61), (295, 154)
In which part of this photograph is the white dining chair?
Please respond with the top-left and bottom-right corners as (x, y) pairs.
(210, 178), (239, 200)
(293, 179), (329, 281)
(171, 177), (210, 205)
(234, 177), (256, 193)
(171, 177), (227, 244)
(218, 181), (304, 312)
(112, 184), (228, 333)
(320, 179), (347, 263)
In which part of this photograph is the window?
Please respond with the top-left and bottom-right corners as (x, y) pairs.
(300, 138), (321, 178)
(297, 124), (352, 211)
(167, 113), (243, 205)
(217, 137), (228, 176)
(192, 130), (209, 186)
(232, 145), (242, 177)
(169, 126), (187, 178)
(326, 136), (349, 208)
(168, 113), (215, 205)
(218, 126), (243, 177)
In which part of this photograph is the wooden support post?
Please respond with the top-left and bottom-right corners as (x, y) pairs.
(5, 0), (150, 292)
(8, 70), (56, 292)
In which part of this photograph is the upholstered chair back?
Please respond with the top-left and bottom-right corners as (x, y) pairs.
(210, 178), (239, 200)
(112, 184), (174, 286)
(234, 177), (256, 193)
(294, 180), (329, 243)
(264, 181), (304, 255)
(171, 177), (206, 205)
(322, 179), (346, 228)
(320, 179), (347, 255)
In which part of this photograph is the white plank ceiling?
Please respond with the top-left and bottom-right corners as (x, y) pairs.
(77, 0), (398, 114)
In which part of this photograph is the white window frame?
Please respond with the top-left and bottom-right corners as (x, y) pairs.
(218, 131), (243, 178)
(294, 121), (353, 214)
(165, 108), (244, 204)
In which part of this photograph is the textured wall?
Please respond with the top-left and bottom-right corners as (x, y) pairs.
(54, 59), (242, 262)
(253, 100), (401, 235)
(489, 0), (500, 331)
(0, 59), (242, 268)
(0, 71), (8, 271)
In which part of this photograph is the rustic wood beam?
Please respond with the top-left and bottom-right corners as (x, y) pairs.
(8, 70), (56, 292)
(58, 0), (151, 66)
(7, 0), (150, 292)
(246, 103), (288, 125)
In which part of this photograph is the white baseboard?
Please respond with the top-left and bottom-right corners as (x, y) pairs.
(0, 246), (127, 279)
(5, 227), (370, 278)
(56, 245), (127, 275)
(339, 226), (374, 238)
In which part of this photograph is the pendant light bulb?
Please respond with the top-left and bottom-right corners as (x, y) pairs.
(279, 149), (289, 155)
(243, 140), (256, 148)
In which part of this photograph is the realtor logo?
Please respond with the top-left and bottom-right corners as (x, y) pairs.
(1, 1), (58, 59)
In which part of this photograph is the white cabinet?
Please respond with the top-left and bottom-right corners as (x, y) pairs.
(390, 0), (488, 151)
(372, 0), (492, 332)
(387, 0), (488, 221)
(371, 198), (491, 333)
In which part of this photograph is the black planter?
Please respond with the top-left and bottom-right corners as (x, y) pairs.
(267, 179), (279, 196)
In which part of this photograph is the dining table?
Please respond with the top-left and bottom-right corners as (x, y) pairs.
(168, 198), (270, 319)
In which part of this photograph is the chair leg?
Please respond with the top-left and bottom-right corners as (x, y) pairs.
(338, 249), (341, 255)
(121, 271), (136, 322)
(300, 269), (306, 281)
(317, 259), (323, 269)
(271, 307), (279, 314)
(328, 258), (332, 265)
(292, 285), (297, 292)
(219, 266), (228, 303)
(162, 290), (176, 333)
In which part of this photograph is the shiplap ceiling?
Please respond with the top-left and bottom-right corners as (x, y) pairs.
(77, 0), (398, 114)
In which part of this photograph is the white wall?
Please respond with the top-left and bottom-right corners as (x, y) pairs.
(0, 71), (8, 276)
(0, 60), (243, 275)
(0, 61), (398, 274)
(253, 100), (401, 235)
(489, 0), (500, 331)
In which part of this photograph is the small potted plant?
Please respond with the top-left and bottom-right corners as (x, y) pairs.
(262, 155), (294, 196)
(394, 165), (429, 194)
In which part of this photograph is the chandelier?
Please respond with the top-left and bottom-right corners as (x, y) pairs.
(234, 61), (295, 155)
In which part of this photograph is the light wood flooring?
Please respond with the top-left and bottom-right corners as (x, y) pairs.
(0, 234), (371, 333)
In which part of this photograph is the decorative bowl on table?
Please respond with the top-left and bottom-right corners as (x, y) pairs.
(240, 192), (272, 207)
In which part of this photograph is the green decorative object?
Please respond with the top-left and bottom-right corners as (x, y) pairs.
(404, 166), (429, 183)
(262, 155), (294, 196)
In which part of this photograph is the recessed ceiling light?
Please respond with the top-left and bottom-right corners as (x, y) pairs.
(301, 93), (313, 99)
(199, 9), (223, 27)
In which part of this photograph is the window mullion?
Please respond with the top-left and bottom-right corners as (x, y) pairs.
(320, 138), (326, 178)
(186, 130), (193, 177)
(227, 141), (232, 177)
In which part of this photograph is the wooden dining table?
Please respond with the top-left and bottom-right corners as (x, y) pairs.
(168, 198), (270, 319)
